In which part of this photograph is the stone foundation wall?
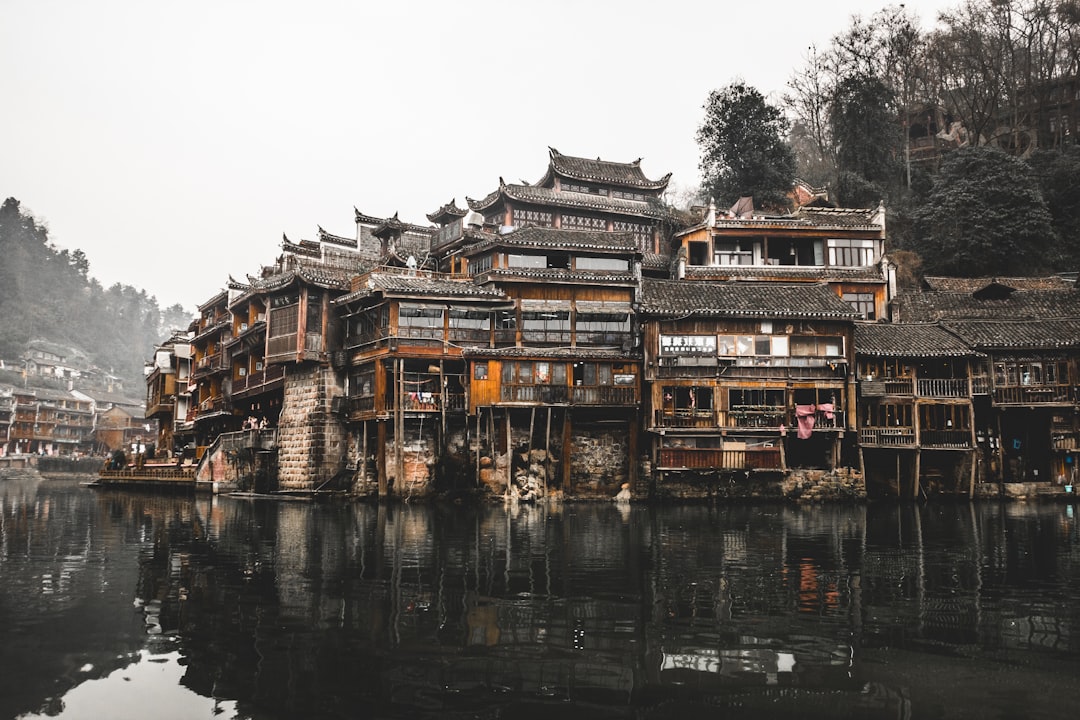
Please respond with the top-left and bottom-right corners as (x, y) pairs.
(276, 366), (347, 491)
(651, 467), (864, 502)
(567, 424), (630, 499)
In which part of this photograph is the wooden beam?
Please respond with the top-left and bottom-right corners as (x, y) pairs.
(913, 451), (922, 500)
(377, 420), (387, 497)
(561, 410), (572, 493)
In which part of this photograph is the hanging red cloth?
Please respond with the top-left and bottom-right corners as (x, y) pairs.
(795, 404), (817, 439)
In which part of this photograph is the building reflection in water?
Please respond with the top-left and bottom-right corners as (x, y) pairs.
(2, 477), (1079, 719)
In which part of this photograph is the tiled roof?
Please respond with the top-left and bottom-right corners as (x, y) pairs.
(462, 226), (639, 255)
(318, 225), (357, 248)
(462, 346), (641, 361)
(467, 182), (671, 219)
(893, 289), (1080, 322)
(334, 272), (509, 305)
(426, 199), (468, 224)
(684, 264), (886, 282)
(923, 275), (1073, 292)
(354, 208), (434, 236)
(677, 206), (881, 237)
(855, 322), (979, 357)
(540, 147), (671, 191)
(478, 268), (636, 284)
(639, 279), (861, 320)
(941, 318), (1080, 349)
(641, 252), (672, 271)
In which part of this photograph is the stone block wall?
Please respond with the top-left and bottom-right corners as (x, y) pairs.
(568, 423), (630, 499)
(276, 366), (347, 491)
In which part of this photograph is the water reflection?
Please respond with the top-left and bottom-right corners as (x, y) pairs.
(1, 474), (1079, 719)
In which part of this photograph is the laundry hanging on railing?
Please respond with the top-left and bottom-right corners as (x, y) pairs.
(795, 404), (817, 439)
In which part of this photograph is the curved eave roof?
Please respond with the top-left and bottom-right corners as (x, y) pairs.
(426, 199), (468, 224)
(333, 275), (509, 307)
(639, 279), (860, 320)
(462, 227), (639, 256)
(467, 182), (671, 219)
(535, 147), (671, 191)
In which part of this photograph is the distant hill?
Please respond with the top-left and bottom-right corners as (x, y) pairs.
(0, 197), (192, 391)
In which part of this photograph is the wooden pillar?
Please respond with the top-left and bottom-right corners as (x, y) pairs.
(439, 359), (446, 454)
(504, 410), (513, 496)
(544, 407), (552, 497)
(628, 417), (639, 493)
(377, 420), (387, 498)
(396, 358), (405, 488)
(561, 409), (572, 493)
(361, 420), (368, 484)
(968, 451), (977, 499)
(475, 409), (481, 487)
(913, 450), (922, 500)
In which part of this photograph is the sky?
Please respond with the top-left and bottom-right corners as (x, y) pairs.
(2, 0), (954, 312)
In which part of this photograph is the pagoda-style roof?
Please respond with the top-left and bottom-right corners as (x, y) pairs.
(196, 290), (229, 313)
(535, 147), (671, 192)
(854, 322), (980, 358)
(334, 271), (509, 307)
(639, 279), (860, 320)
(893, 288), (1079, 322)
(426, 199), (468, 225)
(467, 180), (670, 219)
(942, 318), (1080, 350)
(461, 227), (639, 256)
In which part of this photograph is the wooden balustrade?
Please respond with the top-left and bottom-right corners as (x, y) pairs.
(859, 427), (916, 446)
(658, 446), (782, 471)
(993, 385), (1073, 404)
(917, 378), (970, 398)
(920, 428), (972, 448)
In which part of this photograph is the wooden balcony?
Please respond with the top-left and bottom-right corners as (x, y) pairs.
(993, 385), (1073, 405)
(860, 378), (914, 396)
(860, 427), (916, 447)
(916, 378), (970, 398)
(658, 446), (783, 472)
(501, 385), (636, 406)
(920, 429), (973, 449)
(231, 365), (285, 399)
(727, 405), (786, 428)
(655, 409), (718, 428)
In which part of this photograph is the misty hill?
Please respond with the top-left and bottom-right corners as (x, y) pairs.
(0, 197), (192, 391)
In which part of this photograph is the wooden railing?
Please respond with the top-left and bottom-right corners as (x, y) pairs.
(860, 378), (914, 396)
(656, 409), (718, 428)
(917, 378), (969, 398)
(920, 429), (972, 448)
(727, 405), (786, 428)
(348, 396), (376, 415)
(971, 377), (990, 394)
(231, 365), (285, 396)
(860, 427), (916, 446)
(658, 446), (782, 471)
(501, 385), (636, 406)
(993, 385), (1073, 405)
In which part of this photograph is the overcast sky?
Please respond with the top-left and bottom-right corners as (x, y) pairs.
(2, 0), (953, 312)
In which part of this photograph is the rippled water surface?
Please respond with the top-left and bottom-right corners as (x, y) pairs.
(2, 472), (1079, 719)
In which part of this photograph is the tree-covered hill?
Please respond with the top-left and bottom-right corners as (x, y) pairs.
(0, 197), (192, 389)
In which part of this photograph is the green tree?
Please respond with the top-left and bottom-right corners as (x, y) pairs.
(912, 146), (1057, 276)
(830, 73), (903, 203)
(1029, 146), (1080, 270)
(697, 81), (796, 212)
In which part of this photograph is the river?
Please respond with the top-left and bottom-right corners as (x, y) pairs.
(1, 471), (1078, 719)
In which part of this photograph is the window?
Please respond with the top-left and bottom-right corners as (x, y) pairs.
(562, 214), (607, 230)
(714, 240), (754, 265)
(512, 209), (554, 228)
(827, 239), (876, 267)
(449, 309), (490, 343)
(507, 254), (546, 268)
(399, 304), (444, 340)
(576, 310), (629, 345)
(716, 335), (789, 356)
(268, 303), (298, 338)
(842, 292), (876, 319)
(573, 362), (612, 386)
(576, 256), (629, 272)
(790, 336), (844, 357)
(470, 253), (493, 274)
(473, 363), (488, 381)
(612, 221), (652, 249)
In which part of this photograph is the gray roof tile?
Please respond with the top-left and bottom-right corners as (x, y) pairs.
(639, 279), (860, 320)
